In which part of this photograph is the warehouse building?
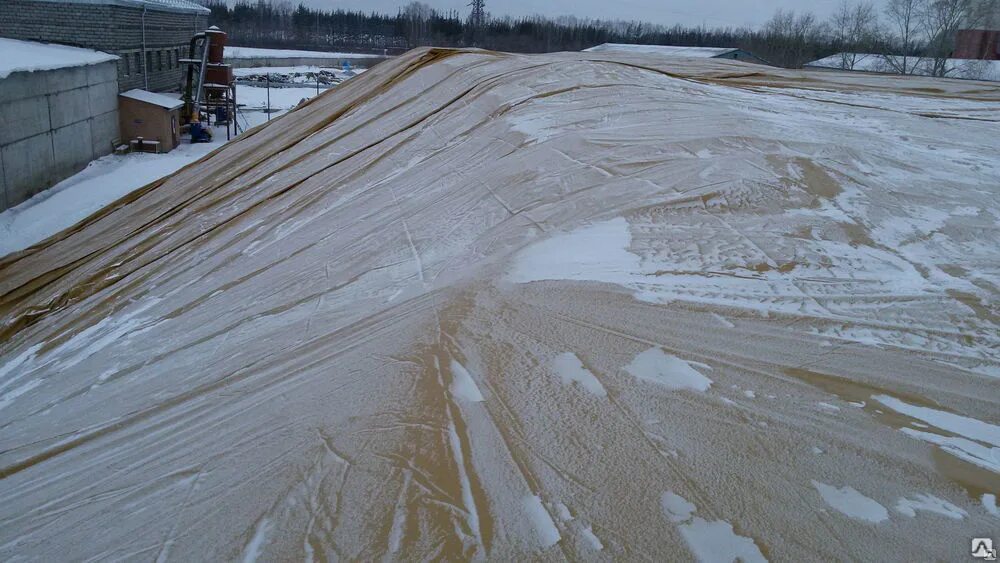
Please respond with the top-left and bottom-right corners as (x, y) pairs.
(584, 43), (771, 65)
(0, 0), (209, 93)
(804, 52), (1000, 82)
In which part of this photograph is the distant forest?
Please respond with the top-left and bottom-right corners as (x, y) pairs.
(201, 0), (999, 69)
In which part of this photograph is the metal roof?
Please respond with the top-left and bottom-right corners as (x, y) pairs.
(22, 0), (210, 15)
(120, 88), (184, 110)
(583, 44), (740, 57)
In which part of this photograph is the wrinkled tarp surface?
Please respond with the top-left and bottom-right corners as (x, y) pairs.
(1, 48), (999, 561)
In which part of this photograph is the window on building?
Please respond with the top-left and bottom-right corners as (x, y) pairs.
(146, 51), (152, 74)
(123, 55), (130, 76)
(135, 52), (142, 74)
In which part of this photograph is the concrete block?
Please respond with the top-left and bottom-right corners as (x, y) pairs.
(0, 70), (47, 103)
(2, 133), (55, 207)
(52, 120), (94, 179)
(44, 65), (88, 93)
(87, 60), (119, 86)
(48, 87), (91, 129)
(90, 110), (120, 158)
(87, 80), (119, 116)
(0, 95), (51, 145)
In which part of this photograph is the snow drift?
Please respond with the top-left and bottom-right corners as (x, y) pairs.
(1, 48), (999, 561)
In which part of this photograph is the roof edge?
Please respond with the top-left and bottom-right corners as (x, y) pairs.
(120, 88), (185, 109)
(18, 0), (210, 15)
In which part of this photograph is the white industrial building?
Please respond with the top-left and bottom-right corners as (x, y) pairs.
(805, 53), (1000, 82)
(584, 43), (770, 65)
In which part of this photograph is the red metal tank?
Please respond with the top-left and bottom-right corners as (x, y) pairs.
(954, 29), (1000, 60)
(206, 26), (228, 64)
(206, 63), (233, 85)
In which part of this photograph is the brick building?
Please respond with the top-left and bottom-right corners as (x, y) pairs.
(0, 0), (209, 92)
(954, 29), (1000, 60)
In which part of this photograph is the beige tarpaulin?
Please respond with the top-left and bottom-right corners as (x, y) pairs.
(1, 48), (999, 560)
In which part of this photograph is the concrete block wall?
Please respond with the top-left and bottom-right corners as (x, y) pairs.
(0, 60), (121, 212)
(0, 1), (207, 93)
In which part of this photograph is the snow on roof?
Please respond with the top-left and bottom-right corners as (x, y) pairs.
(120, 89), (184, 110)
(584, 43), (739, 57)
(22, 0), (210, 14)
(0, 37), (118, 80)
(225, 46), (384, 60)
(805, 53), (1000, 82)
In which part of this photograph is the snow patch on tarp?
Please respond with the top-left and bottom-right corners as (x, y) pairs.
(812, 481), (889, 523)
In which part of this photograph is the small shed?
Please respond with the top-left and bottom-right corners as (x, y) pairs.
(119, 89), (183, 153)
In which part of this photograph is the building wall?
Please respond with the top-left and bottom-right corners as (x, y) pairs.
(713, 50), (771, 66)
(0, 1), (207, 92)
(954, 29), (1000, 60)
(0, 60), (120, 212)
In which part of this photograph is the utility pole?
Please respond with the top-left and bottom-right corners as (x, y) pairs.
(468, 0), (486, 47)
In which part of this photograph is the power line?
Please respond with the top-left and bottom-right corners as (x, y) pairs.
(469, 0), (486, 28)
(468, 0), (486, 46)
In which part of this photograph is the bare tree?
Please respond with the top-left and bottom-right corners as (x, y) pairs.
(764, 9), (826, 67)
(923, 0), (981, 76)
(829, 0), (881, 69)
(402, 2), (434, 46)
(882, 0), (928, 73)
(980, 0), (1000, 27)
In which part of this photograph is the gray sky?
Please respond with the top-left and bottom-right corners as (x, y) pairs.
(302, 0), (844, 28)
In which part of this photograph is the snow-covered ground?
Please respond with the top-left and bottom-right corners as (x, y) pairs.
(236, 85), (319, 113)
(0, 140), (221, 256)
(0, 70), (344, 256)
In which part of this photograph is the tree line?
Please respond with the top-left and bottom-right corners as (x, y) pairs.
(199, 0), (998, 71)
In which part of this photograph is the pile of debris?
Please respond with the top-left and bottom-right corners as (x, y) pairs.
(234, 66), (356, 88)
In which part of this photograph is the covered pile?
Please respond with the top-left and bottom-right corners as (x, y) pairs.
(1, 48), (999, 560)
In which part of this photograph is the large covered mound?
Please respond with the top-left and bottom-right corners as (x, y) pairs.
(1, 48), (998, 560)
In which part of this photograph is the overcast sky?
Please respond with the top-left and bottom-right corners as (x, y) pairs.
(300, 0), (845, 28)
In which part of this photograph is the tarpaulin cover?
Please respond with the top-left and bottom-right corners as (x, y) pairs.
(1, 48), (999, 560)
